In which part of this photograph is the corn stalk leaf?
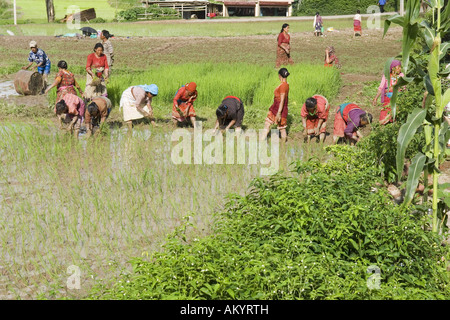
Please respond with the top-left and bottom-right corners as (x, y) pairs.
(428, 36), (443, 117)
(383, 14), (405, 38)
(396, 108), (427, 181)
(419, 20), (435, 49)
(439, 42), (450, 60)
(404, 152), (427, 206)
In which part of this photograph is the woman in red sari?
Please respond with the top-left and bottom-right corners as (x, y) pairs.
(44, 60), (83, 102)
(276, 23), (294, 68)
(260, 68), (290, 143)
(84, 43), (109, 101)
(172, 82), (198, 128)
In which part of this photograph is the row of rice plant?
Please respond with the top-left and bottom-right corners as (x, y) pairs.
(47, 62), (341, 130)
(0, 121), (321, 299)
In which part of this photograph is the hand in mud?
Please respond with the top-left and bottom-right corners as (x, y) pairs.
(276, 113), (281, 123)
(303, 129), (308, 137)
(372, 98), (377, 106)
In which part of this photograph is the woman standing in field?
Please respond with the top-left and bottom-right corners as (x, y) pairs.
(45, 60), (83, 102)
(260, 68), (290, 143)
(213, 96), (245, 134)
(313, 12), (323, 37)
(84, 43), (109, 101)
(353, 10), (362, 37)
(172, 82), (198, 128)
(324, 46), (341, 68)
(372, 59), (403, 125)
(276, 23), (294, 68)
(101, 30), (114, 71)
(120, 84), (158, 131)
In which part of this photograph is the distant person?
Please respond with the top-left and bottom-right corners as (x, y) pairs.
(45, 60), (83, 102)
(301, 95), (330, 143)
(84, 96), (112, 137)
(260, 68), (290, 143)
(276, 23), (294, 68)
(378, 0), (387, 13)
(333, 103), (372, 145)
(54, 93), (85, 139)
(120, 84), (158, 131)
(173, 82), (198, 128)
(85, 43), (109, 101)
(324, 46), (341, 68)
(421, 0), (429, 14)
(313, 12), (323, 37)
(213, 96), (245, 135)
(353, 10), (362, 37)
(101, 30), (114, 70)
(22, 40), (51, 94)
(372, 59), (404, 125)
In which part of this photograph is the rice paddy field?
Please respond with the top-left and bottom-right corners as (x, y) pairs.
(0, 17), (411, 299)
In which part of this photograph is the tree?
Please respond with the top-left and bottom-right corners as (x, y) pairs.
(46, 0), (54, 22)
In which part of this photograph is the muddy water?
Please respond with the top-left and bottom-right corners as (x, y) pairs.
(0, 80), (19, 98)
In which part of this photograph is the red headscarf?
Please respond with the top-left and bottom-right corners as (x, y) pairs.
(186, 82), (197, 92)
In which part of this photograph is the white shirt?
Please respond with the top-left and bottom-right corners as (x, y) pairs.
(354, 14), (361, 21)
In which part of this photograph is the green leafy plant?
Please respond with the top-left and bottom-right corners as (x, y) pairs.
(384, 0), (449, 231)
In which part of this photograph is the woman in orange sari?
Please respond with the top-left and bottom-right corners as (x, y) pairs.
(260, 68), (290, 143)
(172, 82), (198, 128)
(276, 23), (294, 68)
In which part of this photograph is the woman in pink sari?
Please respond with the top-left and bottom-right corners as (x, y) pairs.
(373, 60), (403, 125)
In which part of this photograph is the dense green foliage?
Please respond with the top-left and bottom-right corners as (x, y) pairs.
(0, 0), (12, 19)
(293, 0), (398, 16)
(358, 81), (427, 182)
(89, 145), (450, 299)
(116, 5), (179, 21)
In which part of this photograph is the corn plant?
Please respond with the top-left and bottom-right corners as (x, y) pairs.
(384, 0), (449, 232)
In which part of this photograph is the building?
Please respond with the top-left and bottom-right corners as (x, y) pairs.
(219, 0), (294, 17)
(141, 0), (210, 19)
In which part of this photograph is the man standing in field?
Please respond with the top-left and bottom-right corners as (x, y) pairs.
(378, 0), (387, 13)
(22, 40), (51, 94)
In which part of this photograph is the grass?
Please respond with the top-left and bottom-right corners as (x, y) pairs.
(13, 0), (118, 22)
(0, 18), (364, 37)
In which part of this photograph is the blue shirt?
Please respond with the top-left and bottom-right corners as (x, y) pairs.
(379, 0), (386, 5)
(28, 48), (50, 66)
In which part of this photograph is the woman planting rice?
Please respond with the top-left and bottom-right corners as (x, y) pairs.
(172, 82), (198, 128)
(84, 43), (109, 101)
(260, 68), (290, 143)
(324, 46), (341, 68)
(333, 102), (372, 145)
(54, 93), (85, 139)
(45, 60), (83, 102)
(372, 59), (403, 125)
(301, 94), (330, 143)
(85, 96), (112, 137)
(213, 96), (245, 134)
(275, 23), (294, 68)
(120, 84), (158, 131)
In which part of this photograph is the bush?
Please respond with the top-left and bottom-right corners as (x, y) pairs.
(116, 5), (179, 21)
(358, 81), (431, 183)
(89, 146), (450, 300)
(293, 0), (398, 16)
(89, 17), (107, 23)
(0, 0), (12, 20)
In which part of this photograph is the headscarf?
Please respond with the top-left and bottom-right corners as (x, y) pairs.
(185, 82), (197, 92)
(138, 84), (158, 95)
(390, 60), (401, 73)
